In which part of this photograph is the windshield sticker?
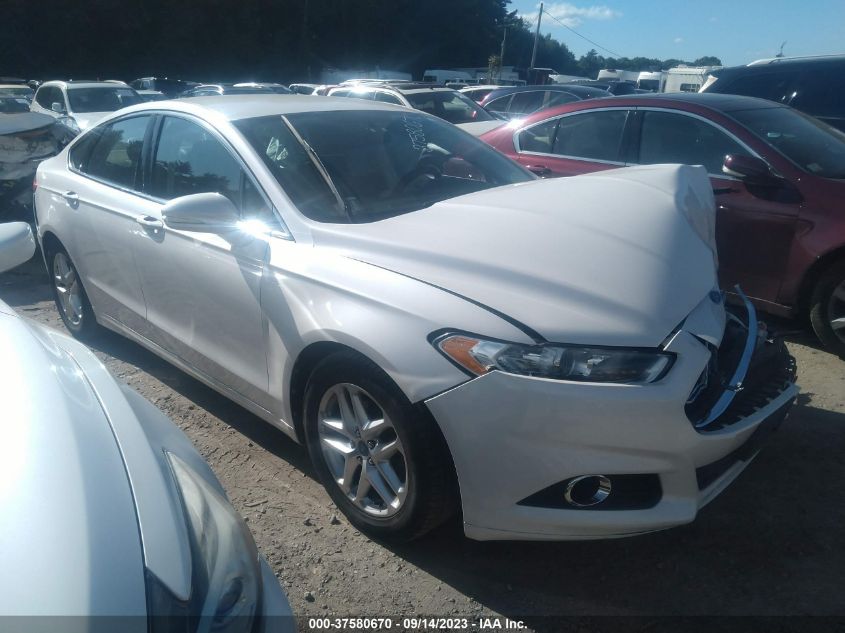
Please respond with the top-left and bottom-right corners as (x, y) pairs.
(402, 115), (427, 152)
(266, 137), (288, 163)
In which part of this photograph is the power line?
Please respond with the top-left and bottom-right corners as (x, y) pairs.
(541, 9), (624, 59)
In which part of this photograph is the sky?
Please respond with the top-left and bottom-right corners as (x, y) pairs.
(509, 0), (845, 66)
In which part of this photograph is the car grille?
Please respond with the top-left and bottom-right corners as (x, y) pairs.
(685, 302), (796, 433)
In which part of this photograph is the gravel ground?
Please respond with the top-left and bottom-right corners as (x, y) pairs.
(2, 247), (844, 631)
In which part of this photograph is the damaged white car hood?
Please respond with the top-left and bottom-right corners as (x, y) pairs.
(313, 164), (719, 347)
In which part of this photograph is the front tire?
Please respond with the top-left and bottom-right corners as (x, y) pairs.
(809, 260), (845, 358)
(48, 246), (100, 340)
(303, 351), (456, 541)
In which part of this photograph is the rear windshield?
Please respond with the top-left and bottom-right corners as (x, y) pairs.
(0, 86), (33, 99)
(0, 97), (31, 113)
(730, 107), (845, 179)
(234, 110), (531, 223)
(67, 87), (142, 113)
(404, 90), (494, 123)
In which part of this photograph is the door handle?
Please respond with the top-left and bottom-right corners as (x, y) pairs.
(135, 215), (164, 229)
(63, 191), (79, 203)
(527, 164), (552, 177)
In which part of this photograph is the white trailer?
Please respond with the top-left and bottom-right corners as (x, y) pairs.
(597, 68), (640, 83)
(661, 66), (721, 93)
(637, 71), (663, 92)
(422, 69), (474, 85)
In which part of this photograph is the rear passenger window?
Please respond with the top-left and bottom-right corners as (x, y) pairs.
(518, 119), (559, 153)
(84, 116), (151, 189)
(484, 94), (513, 115)
(790, 71), (845, 118)
(546, 92), (579, 108)
(508, 91), (546, 116)
(552, 110), (628, 162)
(721, 70), (799, 104)
(637, 111), (744, 174)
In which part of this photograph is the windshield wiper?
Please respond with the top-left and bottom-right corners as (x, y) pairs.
(279, 115), (351, 221)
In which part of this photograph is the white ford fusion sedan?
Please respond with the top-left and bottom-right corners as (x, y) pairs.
(33, 95), (798, 541)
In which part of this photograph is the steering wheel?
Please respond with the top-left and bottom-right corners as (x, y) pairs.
(392, 156), (445, 195)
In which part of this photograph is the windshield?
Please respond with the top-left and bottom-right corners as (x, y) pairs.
(67, 87), (142, 113)
(730, 107), (845, 179)
(234, 110), (532, 223)
(404, 90), (494, 123)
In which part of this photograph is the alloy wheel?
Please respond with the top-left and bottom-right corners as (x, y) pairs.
(53, 252), (84, 327)
(828, 279), (845, 345)
(317, 383), (408, 517)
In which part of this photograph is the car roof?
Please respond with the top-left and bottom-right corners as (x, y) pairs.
(484, 84), (609, 99)
(41, 80), (131, 90)
(114, 94), (405, 123)
(714, 54), (845, 77)
(613, 92), (786, 112)
(502, 92), (786, 129)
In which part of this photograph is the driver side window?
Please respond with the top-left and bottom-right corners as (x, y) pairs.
(150, 116), (277, 224)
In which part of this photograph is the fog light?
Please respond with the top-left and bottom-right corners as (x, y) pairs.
(564, 475), (612, 507)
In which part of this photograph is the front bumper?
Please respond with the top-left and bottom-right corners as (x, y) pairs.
(425, 303), (797, 541)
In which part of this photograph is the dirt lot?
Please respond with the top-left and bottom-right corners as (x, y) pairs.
(2, 248), (844, 631)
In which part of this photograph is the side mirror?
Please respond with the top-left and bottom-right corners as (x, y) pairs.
(722, 154), (777, 183)
(51, 101), (65, 114)
(162, 192), (240, 233)
(0, 222), (36, 274)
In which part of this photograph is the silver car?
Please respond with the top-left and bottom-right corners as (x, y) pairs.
(33, 96), (797, 541)
(0, 222), (291, 628)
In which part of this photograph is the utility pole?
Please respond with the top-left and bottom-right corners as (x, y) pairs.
(529, 2), (543, 79)
(498, 26), (507, 83)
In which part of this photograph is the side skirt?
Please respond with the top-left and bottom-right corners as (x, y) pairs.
(98, 314), (299, 442)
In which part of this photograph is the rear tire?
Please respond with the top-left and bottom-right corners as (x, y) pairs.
(47, 245), (101, 340)
(809, 260), (845, 358)
(303, 351), (457, 541)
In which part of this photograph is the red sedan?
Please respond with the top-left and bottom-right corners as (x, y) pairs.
(481, 93), (845, 356)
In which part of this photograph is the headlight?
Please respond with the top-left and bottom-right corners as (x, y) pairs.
(434, 333), (674, 384)
(147, 452), (262, 631)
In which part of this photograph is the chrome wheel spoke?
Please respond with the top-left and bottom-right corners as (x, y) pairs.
(321, 436), (355, 457)
(335, 386), (360, 436)
(361, 416), (388, 441)
(321, 416), (354, 441)
(831, 317), (845, 332)
(338, 455), (360, 495)
(377, 461), (404, 498)
(371, 438), (399, 461)
(353, 471), (372, 504)
(365, 464), (397, 508)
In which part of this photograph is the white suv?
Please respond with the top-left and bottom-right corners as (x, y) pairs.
(31, 80), (142, 133)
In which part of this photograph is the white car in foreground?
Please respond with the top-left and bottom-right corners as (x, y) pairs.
(33, 96), (797, 541)
(0, 223), (292, 627)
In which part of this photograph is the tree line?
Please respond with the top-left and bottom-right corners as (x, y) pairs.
(0, 0), (721, 83)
